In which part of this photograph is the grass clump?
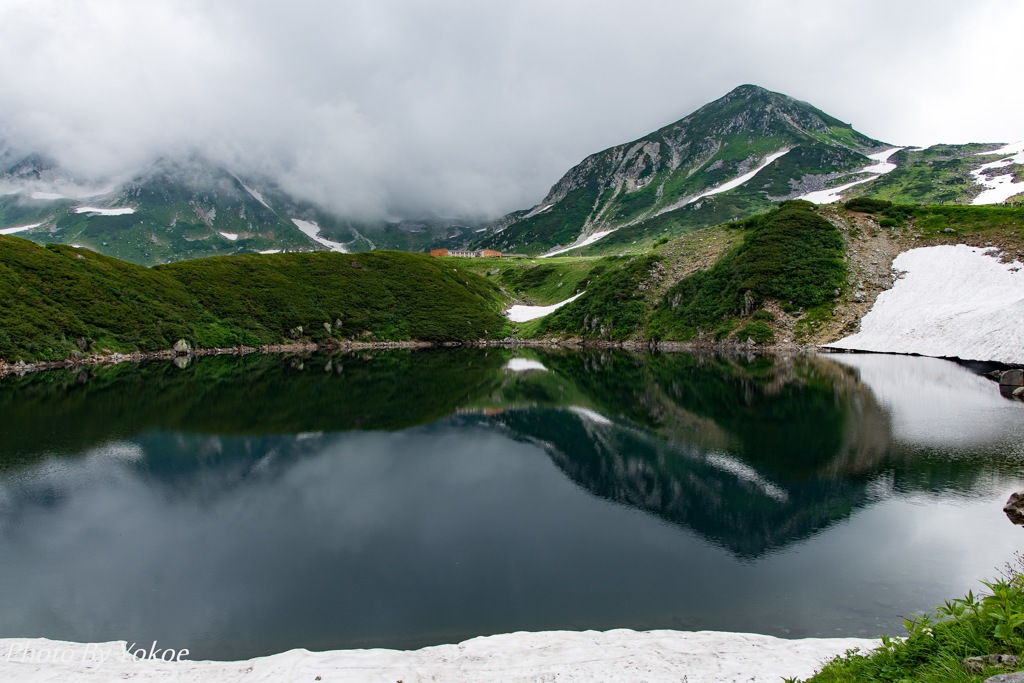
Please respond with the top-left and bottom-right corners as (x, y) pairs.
(651, 200), (845, 339)
(800, 566), (1024, 683)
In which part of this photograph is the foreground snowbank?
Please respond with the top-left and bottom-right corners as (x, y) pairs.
(0, 630), (879, 683)
(827, 244), (1024, 364)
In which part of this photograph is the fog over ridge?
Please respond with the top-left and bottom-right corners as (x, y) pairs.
(0, 0), (1021, 220)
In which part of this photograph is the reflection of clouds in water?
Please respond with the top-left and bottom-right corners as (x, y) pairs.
(0, 427), (575, 655)
(828, 354), (1024, 452)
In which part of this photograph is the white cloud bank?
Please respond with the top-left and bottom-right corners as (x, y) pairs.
(0, 1), (1021, 220)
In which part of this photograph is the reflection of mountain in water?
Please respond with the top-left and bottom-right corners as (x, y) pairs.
(2, 348), (1021, 558)
(489, 351), (1024, 557)
(493, 353), (896, 557)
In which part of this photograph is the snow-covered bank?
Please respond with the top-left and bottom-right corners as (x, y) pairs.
(800, 147), (902, 204)
(0, 630), (879, 683)
(506, 292), (584, 322)
(827, 244), (1024, 364)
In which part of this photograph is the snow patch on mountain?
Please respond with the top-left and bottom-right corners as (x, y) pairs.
(970, 141), (1024, 205)
(688, 149), (790, 204)
(219, 232), (238, 241)
(800, 148), (902, 204)
(291, 218), (349, 253)
(0, 223), (43, 235)
(506, 292), (585, 322)
(541, 230), (616, 258)
(74, 207), (135, 216)
(238, 180), (272, 210)
(826, 244), (1024, 364)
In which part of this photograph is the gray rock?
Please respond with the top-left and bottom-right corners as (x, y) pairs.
(984, 673), (1024, 683)
(1005, 492), (1024, 526)
(1001, 369), (1024, 388)
(964, 654), (1020, 674)
(172, 339), (192, 355)
(1015, 387), (1024, 400)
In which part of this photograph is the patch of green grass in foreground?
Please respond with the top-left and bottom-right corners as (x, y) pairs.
(798, 563), (1024, 683)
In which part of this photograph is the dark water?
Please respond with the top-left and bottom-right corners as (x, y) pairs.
(0, 349), (1022, 660)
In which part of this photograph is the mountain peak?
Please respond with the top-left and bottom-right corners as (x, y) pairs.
(476, 87), (884, 255)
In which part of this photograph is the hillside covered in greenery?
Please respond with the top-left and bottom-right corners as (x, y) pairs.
(0, 236), (507, 361)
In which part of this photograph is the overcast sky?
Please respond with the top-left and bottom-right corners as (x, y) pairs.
(0, 0), (1020, 219)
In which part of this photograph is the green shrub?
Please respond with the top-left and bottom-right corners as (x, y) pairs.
(844, 197), (892, 213)
(802, 570), (1024, 683)
(735, 321), (774, 344)
(651, 201), (845, 340)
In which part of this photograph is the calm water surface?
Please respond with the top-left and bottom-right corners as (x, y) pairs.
(0, 349), (1022, 660)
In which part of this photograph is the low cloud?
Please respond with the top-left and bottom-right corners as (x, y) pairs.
(0, 0), (1021, 219)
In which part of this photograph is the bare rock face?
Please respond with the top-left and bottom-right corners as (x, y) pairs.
(172, 339), (192, 356)
(1004, 491), (1024, 526)
(963, 654), (1020, 674)
(984, 673), (1024, 683)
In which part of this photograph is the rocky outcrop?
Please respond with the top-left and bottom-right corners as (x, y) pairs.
(172, 339), (192, 356)
(1000, 369), (1024, 399)
(963, 654), (1020, 675)
(1004, 491), (1024, 526)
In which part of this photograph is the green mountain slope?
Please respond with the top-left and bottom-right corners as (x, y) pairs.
(474, 84), (884, 255)
(0, 154), (483, 265)
(0, 236), (507, 361)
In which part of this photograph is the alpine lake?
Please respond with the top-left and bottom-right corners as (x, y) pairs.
(1, 348), (1022, 661)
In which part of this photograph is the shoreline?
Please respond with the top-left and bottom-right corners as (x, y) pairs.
(0, 337), (827, 379)
(0, 629), (881, 683)
(2, 335), (1016, 380)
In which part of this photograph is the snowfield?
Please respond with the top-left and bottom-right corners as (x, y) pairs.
(219, 232), (238, 241)
(0, 631), (880, 683)
(74, 207), (135, 216)
(799, 148), (902, 204)
(506, 292), (584, 322)
(827, 244), (1024, 364)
